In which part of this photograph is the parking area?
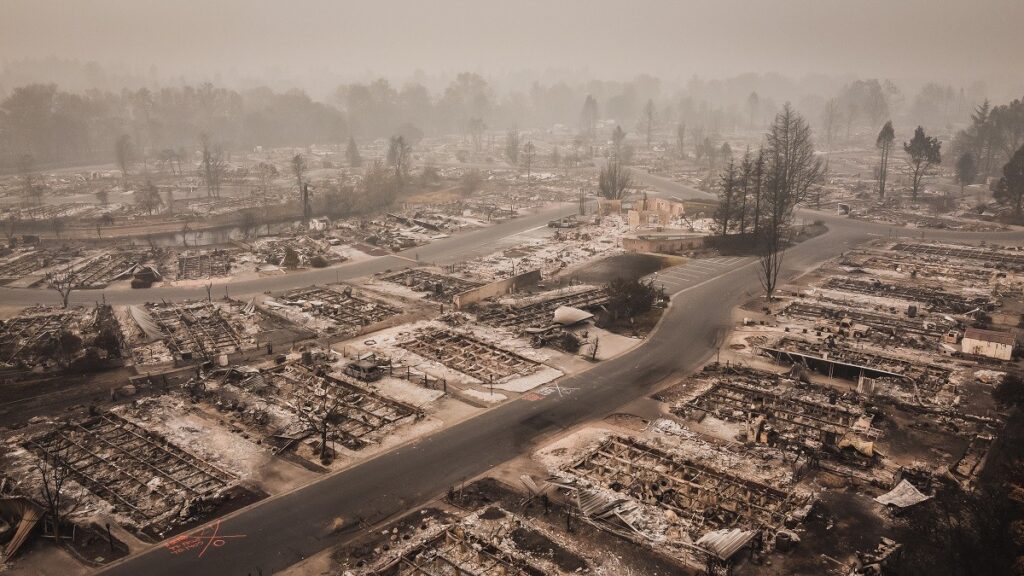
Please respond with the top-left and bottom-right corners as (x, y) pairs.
(645, 256), (752, 295)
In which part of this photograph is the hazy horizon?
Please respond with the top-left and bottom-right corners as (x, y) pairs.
(2, 0), (1022, 98)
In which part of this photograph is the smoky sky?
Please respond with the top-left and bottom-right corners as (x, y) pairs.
(2, 0), (1021, 88)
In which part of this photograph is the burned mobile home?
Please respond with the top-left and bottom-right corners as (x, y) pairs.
(123, 299), (311, 366)
(266, 285), (403, 335)
(11, 410), (240, 536)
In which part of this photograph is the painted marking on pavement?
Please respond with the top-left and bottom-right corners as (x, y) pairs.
(163, 520), (246, 558)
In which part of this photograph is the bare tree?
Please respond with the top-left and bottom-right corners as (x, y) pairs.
(714, 159), (740, 236)
(579, 95), (599, 141)
(45, 265), (79, 308)
(504, 127), (520, 165)
(200, 134), (227, 198)
(345, 137), (362, 167)
(115, 134), (133, 183)
(460, 169), (483, 196)
(747, 91), (760, 129)
(467, 117), (486, 151)
(297, 387), (343, 464)
(386, 135), (412, 184)
(904, 125), (942, 200)
(676, 123), (686, 159)
(876, 120), (895, 199)
(255, 161), (278, 194)
(521, 141), (536, 184)
(136, 180), (163, 214)
(363, 159), (397, 209)
(158, 148), (180, 176)
(820, 98), (841, 170)
(16, 153), (42, 206)
(611, 125), (627, 158)
(758, 104), (823, 301)
(757, 226), (788, 304)
(640, 99), (655, 149)
(38, 443), (78, 543)
(598, 159), (633, 200)
(291, 153), (307, 193)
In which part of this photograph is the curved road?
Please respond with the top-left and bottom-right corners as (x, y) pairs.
(80, 180), (1024, 575)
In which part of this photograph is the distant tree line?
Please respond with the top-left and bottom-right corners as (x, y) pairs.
(951, 97), (1024, 180)
(0, 82), (346, 170)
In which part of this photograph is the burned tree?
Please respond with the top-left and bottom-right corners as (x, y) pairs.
(904, 125), (942, 200)
(292, 153), (307, 193)
(820, 98), (840, 169)
(460, 168), (483, 196)
(37, 443), (79, 543)
(345, 136), (362, 167)
(386, 135), (411, 184)
(758, 104), (823, 301)
(115, 134), (134, 183)
(200, 133), (227, 198)
(611, 125), (627, 158)
(876, 120), (895, 199)
(993, 144), (1024, 217)
(579, 95), (598, 140)
(521, 141), (536, 184)
(136, 180), (163, 214)
(16, 153), (42, 206)
(955, 152), (978, 196)
(467, 117), (486, 152)
(640, 99), (655, 149)
(363, 159), (397, 209)
(255, 161), (278, 193)
(605, 276), (661, 326)
(747, 91), (760, 128)
(598, 159), (633, 200)
(45, 265), (79, 309)
(504, 127), (520, 165)
(714, 159), (740, 236)
(298, 386), (344, 464)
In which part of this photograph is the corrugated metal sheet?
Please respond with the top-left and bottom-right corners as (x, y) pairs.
(695, 528), (756, 560)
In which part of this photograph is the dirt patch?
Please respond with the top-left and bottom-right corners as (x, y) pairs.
(142, 485), (268, 541)
(597, 306), (665, 338)
(62, 522), (130, 566)
(509, 526), (588, 572)
(479, 506), (506, 520)
(738, 491), (890, 575)
(332, 507), (457, 570)
(603, 412), (650, 431)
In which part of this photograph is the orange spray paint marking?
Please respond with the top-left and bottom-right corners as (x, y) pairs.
(164, 520), (246, 558)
